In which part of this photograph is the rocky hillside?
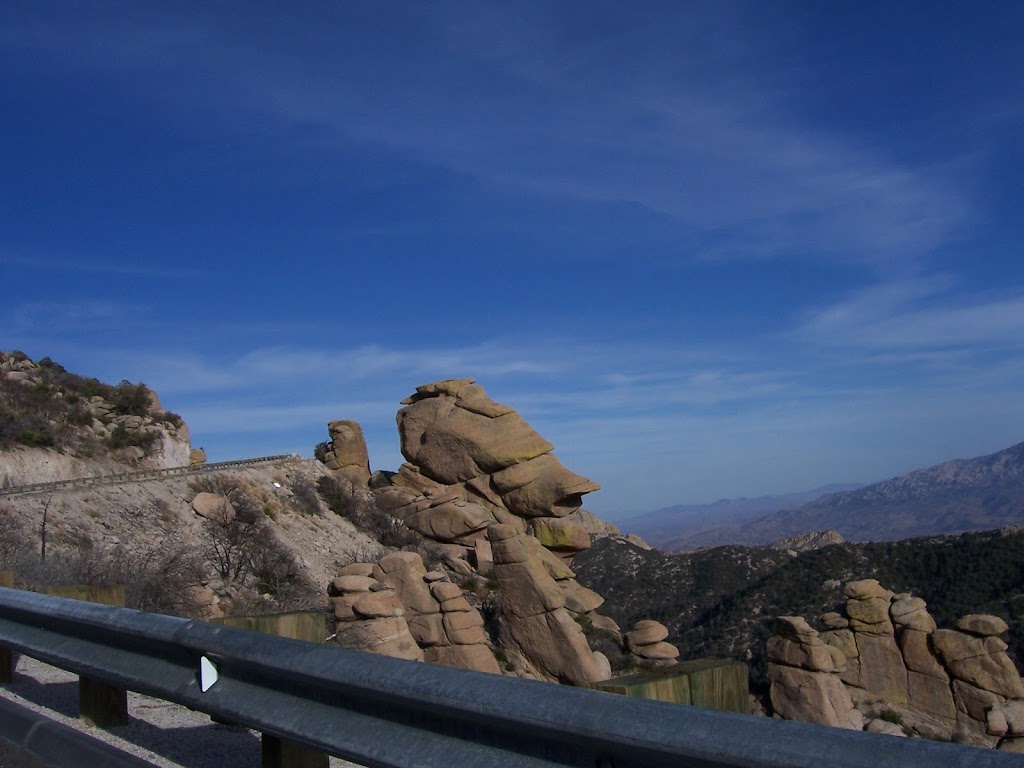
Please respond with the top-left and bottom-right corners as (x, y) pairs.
(0, 364), (673, 689)
(1, 350), (194, 485)
(669, 441), (1024, 546)
(573, 527), (1024, 694)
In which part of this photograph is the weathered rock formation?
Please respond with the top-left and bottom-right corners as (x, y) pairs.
(625, 620), (680, 665)
(376, 379), (598, 561)
(766, 616), (865, 730)
(328, 552), (499, 673)
(322, 379), (661, 685)
(769, 578), (1024, 750)
(321, 420), (371, 485)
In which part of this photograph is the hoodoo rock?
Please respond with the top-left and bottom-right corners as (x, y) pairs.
(322, 420), (372, 485)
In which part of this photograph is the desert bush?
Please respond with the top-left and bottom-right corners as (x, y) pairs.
(0, 505), (31, 566)
(111, 380), (151, 416)
(14, 540), (207, 617)
(159, 410), (184, 428)
(193, 476), (317, 607)
(313, 440), (331, 464)
(105, 424), (158, 451)
(290, 475), (323, 516)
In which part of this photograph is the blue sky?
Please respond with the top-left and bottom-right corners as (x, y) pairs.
(3, 2), (1024, 518)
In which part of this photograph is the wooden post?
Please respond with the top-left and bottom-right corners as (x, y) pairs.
(79, 675), (129, 727)
(261, 734), (329, 768)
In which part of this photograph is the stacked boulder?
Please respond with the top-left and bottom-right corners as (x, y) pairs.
(320, 379), (679, 685)
(769, 578), (1024, 750)
(329, 552), (500, 674)
(625, 620), (680, 666)
(328, 562), (422, 661)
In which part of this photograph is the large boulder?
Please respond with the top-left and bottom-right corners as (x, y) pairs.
(769, 664), (865, 730)
(323, 420), (371, 485)
(397, 379), (554, 484)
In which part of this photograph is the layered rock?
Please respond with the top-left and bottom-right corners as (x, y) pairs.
(625, 620), (679, 665)
(380, 380), (598, 562)
(328, 563), (423, 661)
(770, 579), (1024, 750)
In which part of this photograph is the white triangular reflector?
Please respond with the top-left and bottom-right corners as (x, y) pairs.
(200, 656), (219, 692)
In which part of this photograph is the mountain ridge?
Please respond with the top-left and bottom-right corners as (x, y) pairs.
(649, 441), (1024, 549)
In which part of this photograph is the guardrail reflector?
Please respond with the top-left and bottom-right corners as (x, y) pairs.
(200, 656), (218, 692)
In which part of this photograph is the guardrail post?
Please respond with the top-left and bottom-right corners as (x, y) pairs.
(261, 735), (328, 768)
(79, 675), (128, 727)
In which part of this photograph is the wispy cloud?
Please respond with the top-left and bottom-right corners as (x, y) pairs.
(0, 253), (205, 279)
(2, 5), (970, 269)
(798, 277), (1024, 351)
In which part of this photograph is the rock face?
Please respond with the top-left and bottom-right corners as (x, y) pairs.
(770, 578), (1024, 750)
(321, 420), (371, 485)
(380, 380), (598, 548)
(767, 616), (865, 730)
(488, 524), (605, 684)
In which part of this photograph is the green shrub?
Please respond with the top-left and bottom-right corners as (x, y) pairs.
(313, 441), (331, 463)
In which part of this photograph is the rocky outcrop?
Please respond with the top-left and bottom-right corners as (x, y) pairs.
(0, 351), (193, 481)
(488, 524), (606, 684)
(770, 530), (844, 552)
(378, 380), (599, 559)
(321, 420), (371, 485)
(770, 578), (1024, 749)
(321, 380), (667, 684)
(328, 553), (500, 673)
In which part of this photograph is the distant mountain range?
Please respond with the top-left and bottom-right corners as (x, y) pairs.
(617, 484), (862, 550)
(621, 440), (1024, 549)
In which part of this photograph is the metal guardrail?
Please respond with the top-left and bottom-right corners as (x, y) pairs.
(0, 589), (1018, 768)
(0, 455), (295, 498)
(0, 696), (153, 768)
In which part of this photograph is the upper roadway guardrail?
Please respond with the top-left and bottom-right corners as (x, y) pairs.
(0, 454), (296, 499)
